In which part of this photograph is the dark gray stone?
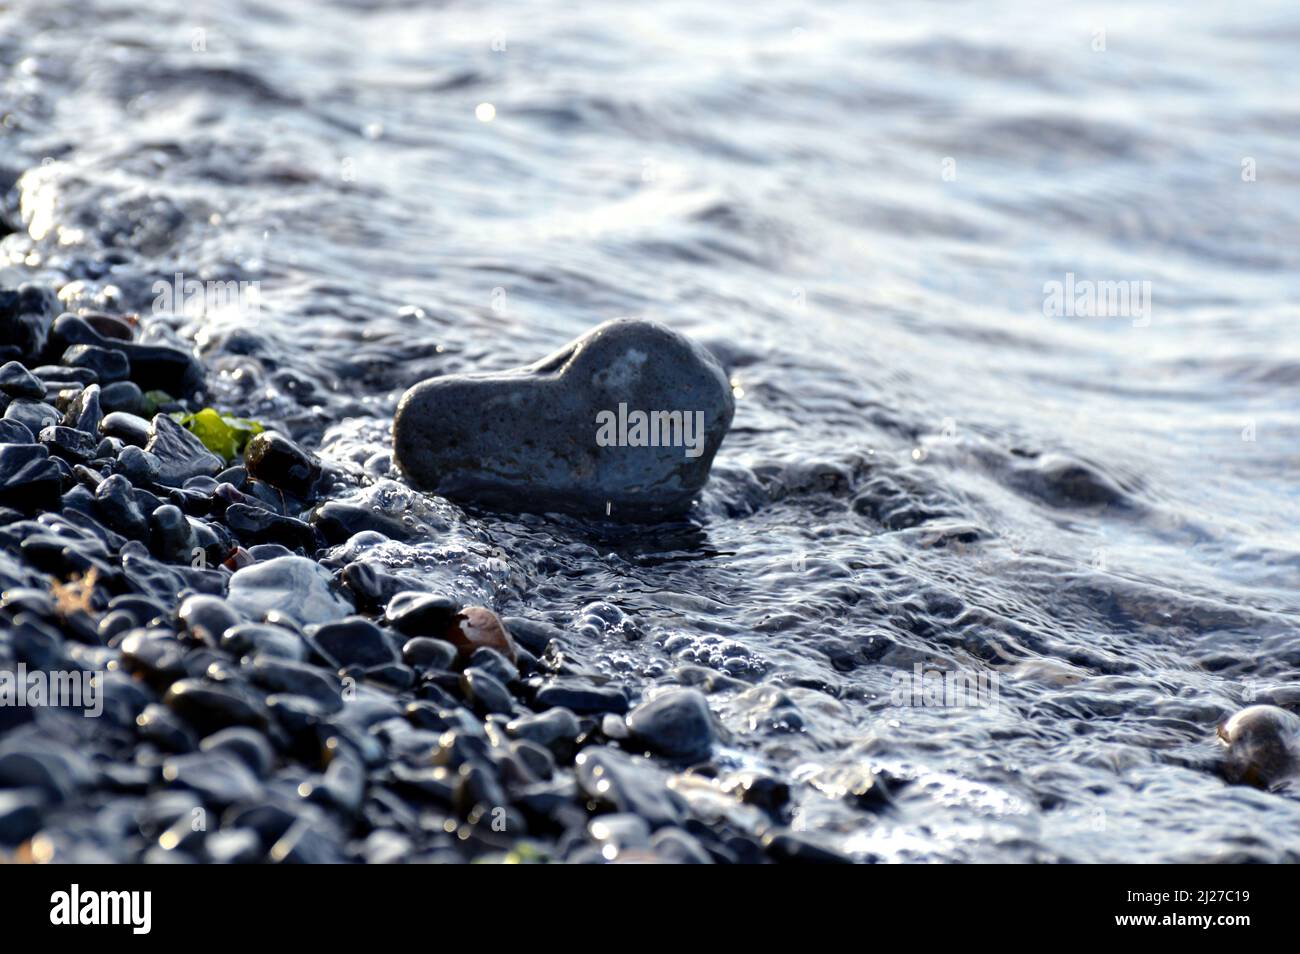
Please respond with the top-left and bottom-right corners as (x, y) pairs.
(100, 411), (151, 447)
(305, 616), (396, 669)
(116, 445), (161, 486)
(144, 414), (223, 486)
(534, 678), (629, 715)
(100, 380), (143, 415)
(4, 398), (60, 436)
(0, 443), (62, 511)
(49, 313), (204, 398)
(244, 431), (320, 497)
(400, 636), (458, 671)
(227, 555), (354, 626)
(62, 344), (129, 383)
(625, 688), (717, 760)
(459, 667), (514, 715)
(393, 318), (734, 518)
(0, 361), (43, 399)
(574, 747), (685, 829)
(38, 424), (96, 463)
(63, 382), (103, 434)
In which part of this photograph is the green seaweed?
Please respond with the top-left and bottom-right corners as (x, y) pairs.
(171, 408), (265, 462)
(140, 390), (175, 418)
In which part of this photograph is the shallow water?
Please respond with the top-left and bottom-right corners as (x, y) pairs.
(3, 0), (1300, 861)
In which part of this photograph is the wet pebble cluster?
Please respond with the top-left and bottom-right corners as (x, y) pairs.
(0, 286), (848, 863)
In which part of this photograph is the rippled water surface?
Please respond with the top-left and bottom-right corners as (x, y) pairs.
(3, 0), (1300, 861)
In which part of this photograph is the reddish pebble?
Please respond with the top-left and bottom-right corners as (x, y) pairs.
(445, 606), (516, 662)
(223, 546), (255, 571)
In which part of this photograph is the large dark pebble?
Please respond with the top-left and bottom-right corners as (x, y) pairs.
(305, 616), (397, 669)
(177, 594), (239, 645)
(39, 424), (97, 463)
(0, 361), (43, 399)
(164, 678), (269, 734)
(100, 411), (151, 447)
(200, 727), (275, 778)
(400, 636), (459, 671)
(574, 747), (685, 829)
(624, 688), (717, 761)
(534, 678), (630, 715)
(62, 343), (129, 383)
(49, 313), (203, 397)
(459, 667), (514, 716)
(5, 398), (61, 435)
(144, 414), (223, 486)
(505, 708), (580, 760)
(244, 431), (320, 497)
(0, 443), (63, 510)
(311, 500), (409, 544)
(162, 751), (263, 805)
(116, 445), (162, 486)
(227, 555), (353, 626)
(223, 503), (319, 552)
(99, 380), (143, 415)
(383, 591), (459, 636)
(93, 473), (148, 538)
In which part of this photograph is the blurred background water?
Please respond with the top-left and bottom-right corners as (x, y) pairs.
(2, 0), (1299, 861)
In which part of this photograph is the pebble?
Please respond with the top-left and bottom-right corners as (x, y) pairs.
(248, 656), (343, 710)
(575, 747), (685, 829)
(39, 424), (97, 463)
(144, 414), (223, 486)
(762, 829), (855, 864)
(100, 411), (151, 447)
(1218, 704), (1300, 788)
(62, 381), (103, 433)
(506, 708), (581, 757)
(444, 606), (517, 662)
(393, 318), (735, 518)
(205, 828), (264, 864)
(0, 443), (63, 511)
(0, 420), (33, 444)
(467, 646), (518, 685)
(0, 742), (92, 804)
(459, 667), (515, 716)
(49, 313), (204, 397)
(149, 503), (196, 562)
(223, 503), (320, 552)
(244, 430), (321, 497)
(624, 688), (717, 761)
(221, 622), (307, 661)
(227, 555), (354, 626)
(99, 380), (143, 415)
(62, 344), (130, 384)
(383, 590), (459, 636)
(650, 827), (714, 864)
(164, 678), (269, 734)
(198, 727), (276, 778)
(178, 594), (240, 645)
(305, 616), (397, 669)
(0, 361), (43, 399)
(0, 284), (57, 359)
(92, 474), (148, 538)
(400, 636), (459, 671)
(535, 678), (629, 715)
(5, 398), (61, 436)
(116, 444), (162, 486)
(162, 751), (264, 805)
(311, 500), (410, 544)
(0, 790), (44, 845)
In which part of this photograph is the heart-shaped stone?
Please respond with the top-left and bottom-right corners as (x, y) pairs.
(393, 318), (734, 518)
